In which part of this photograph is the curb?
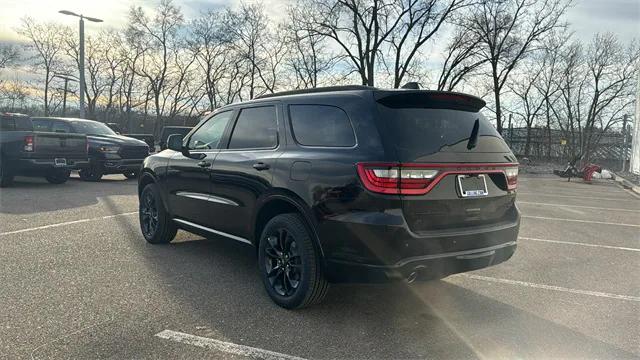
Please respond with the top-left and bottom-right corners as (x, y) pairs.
(613, 173), (640, 195)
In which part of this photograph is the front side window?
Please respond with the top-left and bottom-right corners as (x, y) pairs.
(188, 111), (234, 150)
(70, 121), (116, 136)
(228, 106), (278, 149)
(289, 105), (356, 147)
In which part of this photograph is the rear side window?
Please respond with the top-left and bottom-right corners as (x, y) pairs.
(32, 119), (51, 131)
(52, 121), (72, 133)
(289, 105), (356, 147)
(228, 106), (277, 149)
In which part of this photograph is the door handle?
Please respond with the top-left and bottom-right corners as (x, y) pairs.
(197, 160), (211, 168)
(252, 162), (270, 171)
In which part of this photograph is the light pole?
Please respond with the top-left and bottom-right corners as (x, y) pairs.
(53, 74), (77, 117)
(59, 10), (103, 119)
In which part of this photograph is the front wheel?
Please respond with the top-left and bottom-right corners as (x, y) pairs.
(139, 183), (177, 244)
(79, 166), (103, 181)
(45, 169), (70, 184)
(258, 213), (329, 309)
(123, 171), (139, 179)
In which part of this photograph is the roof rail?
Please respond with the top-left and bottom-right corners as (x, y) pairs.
(255, 85), (376, 99)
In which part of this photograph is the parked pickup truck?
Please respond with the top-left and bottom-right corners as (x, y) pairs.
(0, 113), (88, 187)
(31, 117), (150, 181)
(105, 123), (155, 151)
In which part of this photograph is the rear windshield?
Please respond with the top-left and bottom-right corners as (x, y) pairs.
(377, 105), (509, 160)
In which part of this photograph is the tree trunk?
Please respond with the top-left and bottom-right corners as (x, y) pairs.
(494, 87), (502, 133)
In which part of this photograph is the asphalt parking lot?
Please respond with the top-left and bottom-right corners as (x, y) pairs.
(0, 173), (638, 359)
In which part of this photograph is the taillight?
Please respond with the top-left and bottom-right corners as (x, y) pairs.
(505, 167), (518, 190)
(24, 135), (34, 152)
(357, 163), (439, 195)
(357, 162), (519, 195)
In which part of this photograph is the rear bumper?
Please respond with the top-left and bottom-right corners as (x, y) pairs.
(9, 158), (89, 173)
(319, 209), (520, 283)
(324, 241), (517, 283)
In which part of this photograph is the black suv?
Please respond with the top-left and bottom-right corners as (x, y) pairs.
(31, 117), (150, 181)
(137, 86), (520, 309)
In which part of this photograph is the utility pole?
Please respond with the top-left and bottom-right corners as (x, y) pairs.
(59, 10), (103, 119)
(53, 74), (77, 117)
(621, 114), (629, 172)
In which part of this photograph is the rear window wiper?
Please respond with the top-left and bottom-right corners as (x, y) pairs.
(467, 118), (479, 150)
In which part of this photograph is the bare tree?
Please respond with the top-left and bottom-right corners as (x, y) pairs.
(0, 79), (29, 111)
(462, 0), (570, 133)
(190, 10), (229, 110)
(508, 61), (546, 156)
(436, 26), (487, 91)
(552, 34), (639, 161)
(128, 0), (184, 135)
(0, 44), (19, 69)
(17, 18), (68, 116)
(223, 3), (283, 99)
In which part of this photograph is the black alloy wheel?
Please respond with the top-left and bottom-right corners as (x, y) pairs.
(140, 188), (159, 239)
(258, 213), (329, 309)
(139, 183), (177, 244)
(264, 228), (302, 297)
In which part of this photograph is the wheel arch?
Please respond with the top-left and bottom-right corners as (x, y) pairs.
(252, 190), (324, 258)
(138, 170), (170, 213)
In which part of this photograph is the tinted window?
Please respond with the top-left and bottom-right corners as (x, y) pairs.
(52, 121), (72, 133)
(70, 121), (116, 136)
(32, 119), (51, 131)
(228, 106), (277, 149)
(377, 105), (509, 161)
(289, 105), (355, 147)
(188, 111), (233, 150)
(0, 117), (15, 131)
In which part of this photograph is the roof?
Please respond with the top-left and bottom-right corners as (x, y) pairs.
(255, 85), (375, 99)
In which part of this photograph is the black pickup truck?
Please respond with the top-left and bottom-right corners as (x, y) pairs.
(31, 117), (150, 181)
(105, 123), (155, 151)
(0, 113), (88, 187)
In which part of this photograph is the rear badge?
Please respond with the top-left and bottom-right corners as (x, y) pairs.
(457, 174), (488, 197)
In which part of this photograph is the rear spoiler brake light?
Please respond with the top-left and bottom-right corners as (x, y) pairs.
(375, 91), (486, 112)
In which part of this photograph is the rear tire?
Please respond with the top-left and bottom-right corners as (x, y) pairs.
(45, 169), (70, 184)
(258, 213), (329, 309)
(79, 165), (103, 181)
(139, 183), (177, 244)
(0, 158), (14, 187)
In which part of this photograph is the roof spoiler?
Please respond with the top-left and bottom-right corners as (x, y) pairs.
(375, 91), (486, 112)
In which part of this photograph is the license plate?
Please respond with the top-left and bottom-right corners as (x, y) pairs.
(54, 158), (67, 167)
(457, 174), (488, 197)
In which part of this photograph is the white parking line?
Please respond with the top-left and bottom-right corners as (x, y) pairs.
(517, 201), (640, 213)
(519, 236), (640, 252)
(0, 212), (138, 237)
(155, 330), (306, 360)
(522, 215), (640, 228)
(517, 192), (639, 202)
(459, 274), (640, 302)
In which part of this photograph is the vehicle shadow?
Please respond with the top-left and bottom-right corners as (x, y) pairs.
(0, 174), (138, 215)
(125, 234), (634, 359)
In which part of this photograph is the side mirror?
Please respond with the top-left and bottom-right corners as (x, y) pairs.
(167, 134), (185, 152)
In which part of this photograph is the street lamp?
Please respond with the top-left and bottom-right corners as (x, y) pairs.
(59, 10), (103, 119)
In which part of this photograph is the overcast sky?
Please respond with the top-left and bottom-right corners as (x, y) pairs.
(0, 0), (637, 45)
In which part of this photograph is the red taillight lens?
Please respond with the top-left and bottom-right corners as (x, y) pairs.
(505, 167), (518, 190)
(357, 163), (439, 195)
(24, 135), (34, 152)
